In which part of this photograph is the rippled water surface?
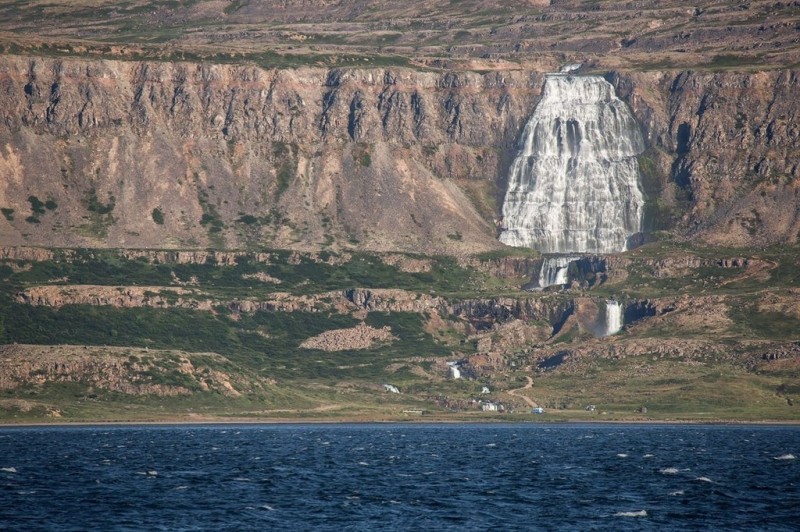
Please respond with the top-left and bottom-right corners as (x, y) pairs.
(1, 424), (798, 530)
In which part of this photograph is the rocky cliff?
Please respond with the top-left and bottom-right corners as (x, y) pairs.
(613, 70), (800, 247)
(0, 55), (542, 253)
(0, 54), (799, 253)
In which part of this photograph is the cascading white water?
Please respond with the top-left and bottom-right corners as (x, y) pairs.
(603, 300), (623, 336)
(538, 256), (578, 288)
(499, 74), (646, 254)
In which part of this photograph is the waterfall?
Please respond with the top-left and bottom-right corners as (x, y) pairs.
(603, 300), (623, 336)
(499, 74), (646, 254)
(538, 256), (578, 288)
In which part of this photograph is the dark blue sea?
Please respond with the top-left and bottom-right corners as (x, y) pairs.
(1, 423), (798, 531)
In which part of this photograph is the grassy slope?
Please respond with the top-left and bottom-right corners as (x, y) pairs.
(0, 1), (797, 71)
(1, 243), (799, 422)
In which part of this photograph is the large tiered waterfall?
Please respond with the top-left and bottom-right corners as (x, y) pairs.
(499, 74), (646, 254)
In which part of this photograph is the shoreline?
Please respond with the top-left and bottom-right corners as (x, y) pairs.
(2, 416), (799, 428)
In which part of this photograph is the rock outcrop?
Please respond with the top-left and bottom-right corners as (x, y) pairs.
(299, 323), (396, 351)
(613, 70), (800, 247)
(0, 344), (259, 397)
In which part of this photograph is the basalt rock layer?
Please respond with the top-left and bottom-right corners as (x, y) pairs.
(0, 55), (798, 253)
(0, 55), (542, 253)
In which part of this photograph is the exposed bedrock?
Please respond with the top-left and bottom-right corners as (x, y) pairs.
(0, 55), (797, 253)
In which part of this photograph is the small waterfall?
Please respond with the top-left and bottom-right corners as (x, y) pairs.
(603, 300), (623, 336)
(538, 256), (578, 288)
(499, 74), (645, 254)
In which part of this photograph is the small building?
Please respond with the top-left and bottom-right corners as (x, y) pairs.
(532, 407), (545, 414)
(481, 402), (500, 412)
(585, 404), (596, 412)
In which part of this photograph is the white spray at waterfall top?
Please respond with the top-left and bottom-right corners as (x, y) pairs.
(499, 74), (646, 254)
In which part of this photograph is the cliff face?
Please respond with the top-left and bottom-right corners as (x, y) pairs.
(614, 70), (800, 247)
(0, 54), (799, 253)
(0, 55), (541, 253)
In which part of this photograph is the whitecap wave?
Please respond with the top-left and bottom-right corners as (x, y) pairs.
(669, 490), (685, 496)
(614, 510), (648, 517)
(694, 476), (713, 483)
(773, 454), (796, 461)
(1, 467), (17, 473)
(659, 467), (679, 475)
(643, 454), (654, 458)
(616, 453), (628, 458)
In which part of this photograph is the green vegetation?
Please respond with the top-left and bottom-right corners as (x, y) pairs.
(0, 208), (13, 221)
(28, 196), (46, 216)
(0, 240), (798, 422)
(532, 354), (797, 422)
(151, 207), (165, 225)
(77, 188), (117, 238)
(2, 304), (330, 376)
(200, 212), (223, 231)
(223, 0), (247, 15)
(703, 54), (763, 70)
(25, 195), (53, 224)
(85, 188), (115, 215)
(354, 144), (372, 168)
(195, 187), (225, 247)
(473, 246), (539, 261)
(0, 246), (487, 298)
(272, 142), (297, 198)
(0, 0), (793, 77)
(729, 305), (800, 340)
(0, 298), (449, 383)
(236, 214), (258, 225)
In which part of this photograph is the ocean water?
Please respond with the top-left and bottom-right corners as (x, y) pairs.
(0, 424), (798, 530)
